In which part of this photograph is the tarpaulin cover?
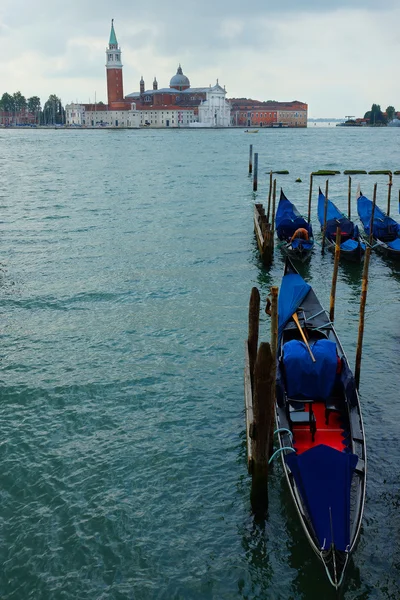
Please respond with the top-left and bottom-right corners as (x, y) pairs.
(276, 192), (313, 240)
(291, 238), (314, 250)
(278, 273), (311, 340)
(388, 238), (400, 251)
(357, 194), (400, 239)
(318, 192), (355, 239)
(283, 339), (338, 399)
(341, 239), (359, 251)
(286, 444), (358, 551)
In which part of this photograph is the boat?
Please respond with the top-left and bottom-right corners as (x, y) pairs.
(318, 189), (366, 262)
(275, 190), (314, 262)
(244, 129), (259, 133)
(274, 258), (366, 588)
(357, 192), (400, 259)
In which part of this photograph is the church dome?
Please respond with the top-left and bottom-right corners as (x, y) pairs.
(169, 65), (190, 90)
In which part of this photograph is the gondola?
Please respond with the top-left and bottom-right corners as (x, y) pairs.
(275, 190), (314, 262)
(274, 258), (366, 588)
(357, 192), (400, 259)
(318, 189), (365, 262)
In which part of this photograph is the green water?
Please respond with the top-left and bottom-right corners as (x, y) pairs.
(0, 127), (399, 599)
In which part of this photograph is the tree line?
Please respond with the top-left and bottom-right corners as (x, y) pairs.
(0, 91), (65, 125)
(363, 104), (397, 125)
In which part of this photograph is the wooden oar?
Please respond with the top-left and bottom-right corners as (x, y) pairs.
(292, 312), (316, 362)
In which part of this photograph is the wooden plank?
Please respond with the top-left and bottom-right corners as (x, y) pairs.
(244, 340), (254, 472)
(253, 208), (265, 249)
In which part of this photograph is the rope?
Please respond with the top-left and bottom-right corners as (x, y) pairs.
(268, 446), (296, 464)
(274, 427), (293, 440)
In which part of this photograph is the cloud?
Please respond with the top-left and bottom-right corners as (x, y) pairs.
(0, 1), (399, 116)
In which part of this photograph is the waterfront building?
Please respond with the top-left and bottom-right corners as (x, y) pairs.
(66, 21), (231, 128)
(0, 110), (37, 126)
(230, 99), (308, 128)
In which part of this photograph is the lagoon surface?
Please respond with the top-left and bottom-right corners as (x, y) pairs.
(0, 127), (399, 599)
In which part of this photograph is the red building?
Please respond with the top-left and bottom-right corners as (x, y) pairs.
(230, 98), (308, 128)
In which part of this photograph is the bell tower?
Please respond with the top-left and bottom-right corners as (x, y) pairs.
(106, 19), (124, 107)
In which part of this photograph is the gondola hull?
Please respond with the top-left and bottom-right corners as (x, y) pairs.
(318, 191), (365, 262)
(274, 259), (366, 588)
(276, 190), (314, 262)
(357, 193), (400, 260)
(324, 236), (365, 262)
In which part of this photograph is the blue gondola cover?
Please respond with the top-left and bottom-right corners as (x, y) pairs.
(318, 192), (356, 240)
(286, 445), (358, 551)
(357, 194), (400, 239)
(283, 339), (338, 399)
(278, 273), (311, 339)
(276, 193), (313, 240)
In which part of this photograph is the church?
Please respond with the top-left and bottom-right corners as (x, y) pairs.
(65, 21), (231, 128)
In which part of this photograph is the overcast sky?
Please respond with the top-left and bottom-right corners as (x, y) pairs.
(1, 0), (399, 117)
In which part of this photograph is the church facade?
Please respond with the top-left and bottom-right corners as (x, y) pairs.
(66, 21), (231, 128)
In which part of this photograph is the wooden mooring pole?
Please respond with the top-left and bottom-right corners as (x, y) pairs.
(250, 341), (274, 516)
(266, 171), (273, 222)
(355, 184), (376, 389)
(321, 179), (329, 254)
(249, 145), (253, 175)
(329, 227), (341, 322)
(271, 179), (277, 237)
(307, 173), (313, 223)
(387, 172), (392, 216)
(248, 287), (260, 390)
(269, 286), (278, 456)
(253, 153), (258, 192)
(369, 183), (377, 246)
(348, 175), (352, 219)
(354, 245), (372, 390)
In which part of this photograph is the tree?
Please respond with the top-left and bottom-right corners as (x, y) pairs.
(12, 91), (27, 111)
(369, 103), (386, 125)
(43, 94), (64, 125)
(27, 96), (41, 113)
(0, 92), (14, 112)
(386, 105), (395, 122)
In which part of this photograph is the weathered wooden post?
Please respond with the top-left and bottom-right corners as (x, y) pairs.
(253, 153), (258, 192)
(387, 172), (392, 216)
(321, 179), (329, 253)
(266, 171), (273, 222)
(329, 227), (341, 322)
(307, 173), (313, 223)
(355, 184), (376, 389)
(354, 245), (371, 389)
(249, 144), (253, 175)
(369, 183), (377, 246)
(250, 341), (274, 516)
(248, 287), (260, 390)
(348, 175), (352, 219)
(269, 286), (279, 457)
(271, 179), (277, 240)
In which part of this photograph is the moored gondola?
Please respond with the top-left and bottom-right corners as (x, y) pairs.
(318, 189), (365, 262)
(274, 258), (366, 588)
(275, 190), (314, 262)
(357, 191), (400, 259)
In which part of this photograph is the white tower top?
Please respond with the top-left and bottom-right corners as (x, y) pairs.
(106, 19), (123, 69)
